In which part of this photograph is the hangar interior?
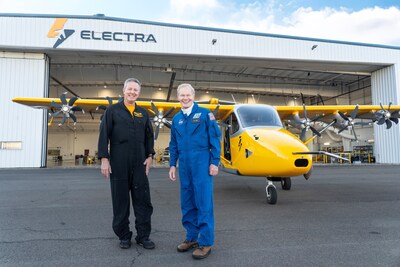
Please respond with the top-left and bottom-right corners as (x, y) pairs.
(45, 50), (381, 166)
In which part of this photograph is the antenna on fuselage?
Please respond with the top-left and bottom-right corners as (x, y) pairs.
(231, 94), (237, 104)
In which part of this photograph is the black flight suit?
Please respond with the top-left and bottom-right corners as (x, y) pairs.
(98, 101), (155, 242)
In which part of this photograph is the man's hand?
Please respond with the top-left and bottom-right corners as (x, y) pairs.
(101, 158), (112, 178)
(143, 157), (153, 176)
(209, 164), (218, 176)
(169, 166), (176, 181)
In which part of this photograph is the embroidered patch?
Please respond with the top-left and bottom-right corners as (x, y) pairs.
(208, 112), (215, 120)
(134, 112), (143, 117)
(193, 113), (202, 119)
(178, 119), (184, 125)
(191, 118), (200, 123)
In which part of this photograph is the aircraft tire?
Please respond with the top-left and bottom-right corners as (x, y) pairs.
(281, 178), (291, 190)
(266, 186), (277, 204)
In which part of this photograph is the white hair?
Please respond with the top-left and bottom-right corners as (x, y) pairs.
(177, 83), (195, 97)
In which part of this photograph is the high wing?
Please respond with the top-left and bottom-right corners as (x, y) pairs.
(12, 96), (235, 127)
(276, 104), (400, 121)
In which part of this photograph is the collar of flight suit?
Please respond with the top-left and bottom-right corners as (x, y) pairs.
(175, 102), (202, 137)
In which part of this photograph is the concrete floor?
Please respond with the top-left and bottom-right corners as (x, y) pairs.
(1, 165), (400, 266)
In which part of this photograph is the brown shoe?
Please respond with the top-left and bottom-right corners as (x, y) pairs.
(177, 240), (198, 252)
(192, 246), (211, 259)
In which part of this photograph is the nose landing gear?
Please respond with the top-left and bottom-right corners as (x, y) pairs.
(266, 180), (277, 204)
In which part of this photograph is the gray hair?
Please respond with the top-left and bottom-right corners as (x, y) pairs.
(123, 78), (141, 91)
(177, 83), (195, 98)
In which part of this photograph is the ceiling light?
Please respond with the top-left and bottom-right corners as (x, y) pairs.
(206, 91), (209, 94)
(158, 87), (162, 91)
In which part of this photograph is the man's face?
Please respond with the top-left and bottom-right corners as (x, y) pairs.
(123, 81), (140, 104)
(178, 87), (194, 109)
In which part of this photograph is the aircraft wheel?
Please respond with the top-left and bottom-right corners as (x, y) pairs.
(266, 185), (277, 205)
(281, 177), (291, 190)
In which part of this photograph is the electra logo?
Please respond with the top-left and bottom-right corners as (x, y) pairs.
(47, 18), (75, 48)
(47, 18), (157, 48)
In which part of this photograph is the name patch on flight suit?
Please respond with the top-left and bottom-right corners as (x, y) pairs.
(134, 112), (143, 117)
(191, 112), (202, 123)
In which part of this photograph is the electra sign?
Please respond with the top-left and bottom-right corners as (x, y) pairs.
(80, 30), (156, 42)
(48, 18), (157, 48)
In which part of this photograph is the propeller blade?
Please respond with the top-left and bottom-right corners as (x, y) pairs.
(377, 117), (386, 125)
(59, 115), (67, 126)
(352, 128), (358, 140)
(164, 120), (172, 128)
(70, 113), (77, 123)
(154, 126), (160, 140)
(60, 93), (67, 105)
(213, 105), (220, 116)
(71, 106), (83, 112)
(68, 96), (78, 106)
(390, 117), (399, 124)
(51, 100), (62, 109)
(386, 119), (392, 129)
(300, 93), (305, 105)
(151, 101), (160, 116)
(300, 128), (306, 141)
(96, 105), (107, 111)
(311, 114), (323, 122)
(392, 110), (400, 119)
(50, 110), (62, 117)
(351, 105), (359, 119)
(310, 126), (321, 137)
(163, 107), (176, 118)
(338, 111), (349, 121)
(106, 96), (113, 105)
(302, 104), (308, 120)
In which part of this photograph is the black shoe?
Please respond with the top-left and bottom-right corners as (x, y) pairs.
(119, 239), (131, 249)
(136, 238), (155, 249)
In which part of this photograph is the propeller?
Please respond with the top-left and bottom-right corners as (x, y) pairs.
(96, 96), (113, 121)
(151, 101), (175, 140)
(212, 104), (230, 128)
(337, 105), (369, 140)
(374, 102), (400, 129)
(293, 93), (323, 141)
(49, 92), (84, 126)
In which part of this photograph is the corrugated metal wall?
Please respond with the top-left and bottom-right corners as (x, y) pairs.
(0, 52), (48, 168)
(372, 65), (400, 163)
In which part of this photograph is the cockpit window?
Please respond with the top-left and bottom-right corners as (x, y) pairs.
(236, 105), (282, 128)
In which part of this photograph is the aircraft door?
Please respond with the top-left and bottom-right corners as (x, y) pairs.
(223, 113), (239, 161)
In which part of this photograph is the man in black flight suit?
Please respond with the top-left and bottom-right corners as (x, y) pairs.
(98, 78), (156, 249)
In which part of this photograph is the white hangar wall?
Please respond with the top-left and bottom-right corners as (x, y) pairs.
(1, 15), (400, 164)
(372, 65), (400, 164)
(0, 52), (49, 168)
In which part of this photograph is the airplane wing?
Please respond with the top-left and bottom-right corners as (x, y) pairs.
(275, 104), (400, 121)
(12, 96), (235, 126)
(275, 105), (400, 121)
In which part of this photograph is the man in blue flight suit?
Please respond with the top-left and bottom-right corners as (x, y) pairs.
(98, 78), (156, 250)
(169, 83), (221, 260)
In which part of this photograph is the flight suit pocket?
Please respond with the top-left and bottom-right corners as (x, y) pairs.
(132, 183), (152, 206)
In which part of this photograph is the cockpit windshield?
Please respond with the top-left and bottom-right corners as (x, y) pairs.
(236, 105), (282, 128)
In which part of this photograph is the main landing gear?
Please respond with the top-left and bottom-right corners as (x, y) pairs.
(265, 177), (292, 204)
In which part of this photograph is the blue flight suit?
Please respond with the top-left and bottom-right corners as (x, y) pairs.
(169, 102), (221, 246)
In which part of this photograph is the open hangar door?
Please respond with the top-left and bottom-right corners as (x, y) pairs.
(44, 50), (380, 166)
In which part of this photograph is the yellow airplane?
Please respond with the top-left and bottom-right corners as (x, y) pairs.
(12, 94), (400, 204)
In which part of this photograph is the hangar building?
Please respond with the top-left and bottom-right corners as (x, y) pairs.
(0, 14), (399, 168)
